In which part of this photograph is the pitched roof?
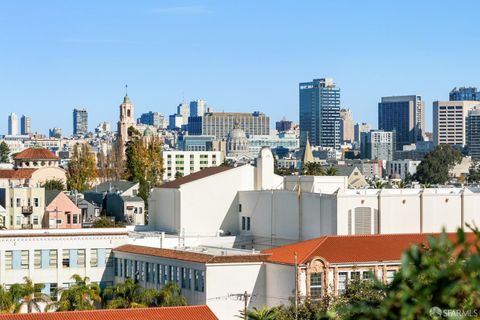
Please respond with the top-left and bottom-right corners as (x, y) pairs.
(0, 169), (37, 179)
(115, 244), (269, 264)
(0, 306), (218, 320)
(45, 190), (62, 206)
(121, 195), (144, 202)
(333, 165), (359, 177)
(89, 180), (137, 193)
(160, 166), (233, 189)
(262, 233), (477, 265)
(15, 148), (58, 160)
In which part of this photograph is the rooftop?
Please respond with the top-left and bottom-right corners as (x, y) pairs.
(89, 180), (137, 193)
(14, 148), (59, 160)
(0, 228), (129, 238)
(0, 306), (218, 320)
(160, 166), (233, 189)
(115, 244), (268, 264)
(262, 232), (477, 266)
(0, 169), (37, 179)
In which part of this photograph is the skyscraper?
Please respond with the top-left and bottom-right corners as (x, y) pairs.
(138, 111), (165, 128)
(8, 113), (18, 135)
(450, 87), (480, 101)
(467, 109), (480, 160)
(20, 115), (31, 135)
(73, 108), (88, 136)
(363, 130), (395, 161)
(378, 95), (425, 150)
(433, 101), (480, 147)
(354, 122), (370, 145)
(340, 108), (354, 143)
(190, 100), (207, 117)
(299, 78), (341, 148)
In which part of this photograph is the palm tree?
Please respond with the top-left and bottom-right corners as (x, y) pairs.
(374, 181), (386, 189)
(396, 180), (407, 189)
(303, 162), (325, 176)
(12, 277), (50, 313)
(48, 275), (101, 311)
(325, 167), (338, 176)
(0, 285), (15, 313)
(103, 278), (145, 309)
(158, 283), (187, 307)
(238, 306), (277, 320)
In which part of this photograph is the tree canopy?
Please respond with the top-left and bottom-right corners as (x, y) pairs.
(0, 142), (10, 163)
(66, 144), (97, 192)
(414, 144), (463, 185)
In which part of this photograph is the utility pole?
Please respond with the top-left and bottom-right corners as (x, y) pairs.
(294, 252), (298, 320)
(243, 291), (251, 320)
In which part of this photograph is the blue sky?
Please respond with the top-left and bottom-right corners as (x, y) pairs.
(1, 0), (479, 135)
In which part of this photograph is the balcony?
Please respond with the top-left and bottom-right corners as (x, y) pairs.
(21, 223), (33, 229)
(21, 206), (33, 215)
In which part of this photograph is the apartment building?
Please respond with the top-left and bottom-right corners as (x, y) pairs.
(0, 187), (45, 229)
(162, 150), (224, 181)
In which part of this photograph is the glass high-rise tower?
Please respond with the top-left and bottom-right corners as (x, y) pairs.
(299, 78), (341, 148)
(450, 87), (480, 101)
(73, 108), (88, 136)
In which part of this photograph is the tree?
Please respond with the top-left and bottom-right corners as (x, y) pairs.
(0, 285), (15, 313)
(174, 171), (184, 179)
(103, 278), (144, 309)
(49, 275), (101, 311)
(0, 142), (10, 163)
(157, 283), (187, 307)
(325, 167), (338, 176)
(41, 179), (65, 191)
(303, 162), (324, 176)
(11, 277), (50, 313)
(66, 144), (97, 192)
(97, 142), (126, 182)
(467, 160), (480, 184)
(239, 306), (278, 320)
(414, 144), (463, 185)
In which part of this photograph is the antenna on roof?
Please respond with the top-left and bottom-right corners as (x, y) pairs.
(125, 84), (128, 96)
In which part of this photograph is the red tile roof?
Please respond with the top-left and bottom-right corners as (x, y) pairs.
(15, 148), (59, 160)
(115, 244), (269, 264)
(262, 233), (477, 265)
(160, 166), (233, 188)
(0, 306), (218, 320)
(0, 169), (37, 179)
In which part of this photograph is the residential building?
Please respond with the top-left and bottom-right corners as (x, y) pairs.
(44, 190), (82, 229)
(8, 113), (18, 136)
(20, 115), (31, 135)
(138, 111), (166, 129)
(354, 122), (370, 145)
(358, 160), (383, 179)
(299, 78), (341, 148)
(0, 187), (45, 229)
(113, 245), (266, 320)
(331, 166), (368, 188)
(73, 108), (88, 136)
(162, 150), (224, 181)
(340, 108), (354, 143)
(386, 159), (421, 179)
(363, 130), (394, 161)
(433, 101), (480, 147)
(450, 87), (480, 101)
(467, 109), (480, 160)
(378, 95), (425, 150)
(0, 306), (218, 320)
(190, 99), (207, 117)
(188, 112), (270, 139)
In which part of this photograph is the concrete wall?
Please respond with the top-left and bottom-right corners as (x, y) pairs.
(148, 188), (180, 233)
(265, 263), (295, 307)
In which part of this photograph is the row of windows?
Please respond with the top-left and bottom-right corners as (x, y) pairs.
(114, 258), (205, 292)
(9, 198), (40, 208)
(5, 249), (112, 270)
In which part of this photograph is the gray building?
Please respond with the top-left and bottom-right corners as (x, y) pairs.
(8, 113), (18, 136)
(20, 115), (31, 135)
(190, 100), (207, 117)
(299, 78), (340, 148)
(138, 111), (165, 128)
(354, 122), (370, 146)
(467, 109), (480, 160)
(73, 108), (88, 136)
(450, 87), (480, 101)
(363, 130), (394, 161)
(188, 112), (270, 139)
(378, 95), (424, 150)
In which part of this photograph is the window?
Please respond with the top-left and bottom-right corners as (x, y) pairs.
(239, 204), (242, 212)
(34, 198), (39, 207)
(338, 272), (348, 295)
(50, 283), (58, 300)
(194, 270), (205, 292)
(21, 251), (29, 269)
(49, 250), (57, 268)
(67, 214), (71, 224)
(33, 216), (39, 225)
(34, 250), (42, 269)
(386, 270), (396, 284)
(242, 217), (245, 230)
(362, 271), (373, 281)
(351, 271), (361, 280)
(77, 249), (85, 267)
(90, 249), (98, 267)
(62, 250), (70, 268)
(15, 216), (21, 225)
(246, 217), (251, 231)
(309, 272), (322, 300)
(5, 251), (12, 270)
(73, 215), (78, 224)
(16, 198), (21, 207)
(145, 262), (150, 282)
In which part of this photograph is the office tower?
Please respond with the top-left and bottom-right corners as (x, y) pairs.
(177, 102), (190, 124)
(49, 127), (62, 138)
(299, 78), (341, 148)
(73, 108), (88, 136)
(364, 130), (395, 161)
(188, 111), (270, 139)
(138, 111), (165, 128)
(190, 100), (207, 117)
(20, 115), (31, 135)
(117, 94), (135, 143)
(275, 118), (294, 132)
(450, 87), (480, 101)
(467, 109), (480, 160)
(378, 95), (425, 150)
(8, 113), (18, 135)
(434, 101), (480, 147)
(354, 122), (370, 145)
(168, 114), (184, 130)
(340, 108), (354, 143)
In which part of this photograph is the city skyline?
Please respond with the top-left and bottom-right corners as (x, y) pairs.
(2, 1), (480, 135)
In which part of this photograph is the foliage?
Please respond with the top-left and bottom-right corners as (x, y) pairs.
(414, 144), (463, 185)
(0, 142), (10, 163)
(325, 167), (338, 176)
(238, 305), (278, 320)
(48, 275), (100, 311)
(9, 277), (50, 313)
(41, 178), (65, 191)
(125, 129), (164, 202)
(273, 299), (334, 320)
(467, 160), (480, 184)
(66, 144), (98, 192)
(91, 217), (122, 228)
(97, 142), (126, 182)
(175, 171), (184, 179)
(103, 279), (186, 309)
(303, 162), (324, 176)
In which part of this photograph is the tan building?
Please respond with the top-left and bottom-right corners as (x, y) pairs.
(433, 101), (480, 146)
(117, 93), (135, 146)
(0, 187), (45, 229)
(340, 108), (354, 143)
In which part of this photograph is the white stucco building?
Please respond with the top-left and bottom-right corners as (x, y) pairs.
(162, 150), (224, 181)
